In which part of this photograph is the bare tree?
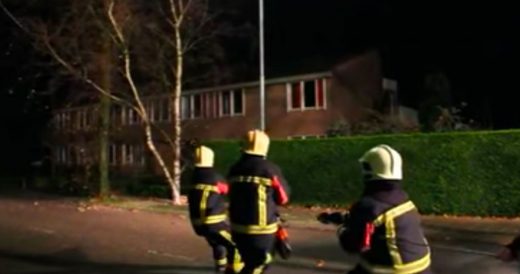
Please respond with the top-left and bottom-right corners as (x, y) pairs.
(1, 0), (222, 204)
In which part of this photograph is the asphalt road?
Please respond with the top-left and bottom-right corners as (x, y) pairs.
(0, 191), (517, 274)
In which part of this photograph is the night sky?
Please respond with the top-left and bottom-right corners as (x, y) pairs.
(262, 0), (520, 128)
(1, 0), (519, 174)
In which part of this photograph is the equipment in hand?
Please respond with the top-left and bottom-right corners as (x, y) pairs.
(275, 226), (292, 259)
(274, 216), (292, 260)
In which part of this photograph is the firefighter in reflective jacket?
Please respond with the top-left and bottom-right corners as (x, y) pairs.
(227, 130), (290, 274)
(321, 145), (432, 274)
(188, 146), (242, 274)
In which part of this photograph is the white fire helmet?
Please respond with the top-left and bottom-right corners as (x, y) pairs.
(243, 129), (270, 157)
(195, 145), (214, 167)
(359, 144), (403, 181)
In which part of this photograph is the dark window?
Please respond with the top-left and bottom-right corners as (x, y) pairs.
(304, 80), (316, 108)
(161, 99), (170, 121)
(221, 91), (231, 115)
(111, 106), (121, 124)
(193, 94), (202, 118)
(233, 90), (243, 114)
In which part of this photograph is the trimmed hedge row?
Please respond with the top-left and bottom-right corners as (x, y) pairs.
(204, 130), (520, 216)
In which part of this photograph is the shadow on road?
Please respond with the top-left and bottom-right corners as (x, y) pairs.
(0, 186), (79, 202)
(0, 248), (212, 274)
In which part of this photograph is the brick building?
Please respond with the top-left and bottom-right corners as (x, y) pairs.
(49, 51), (415, 172)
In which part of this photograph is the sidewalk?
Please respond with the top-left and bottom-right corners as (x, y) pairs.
(422, 215), (520, 235)
(97, 195), (520, 240)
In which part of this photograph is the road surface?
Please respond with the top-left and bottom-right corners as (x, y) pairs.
(0, 191), (517, 274)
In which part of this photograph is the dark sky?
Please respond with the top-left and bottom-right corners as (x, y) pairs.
(259, 0), (520, 128)
(1, 0), (519, 173)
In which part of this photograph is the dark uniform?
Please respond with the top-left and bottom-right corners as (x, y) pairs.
(497, 235), (520, 270)
(328, 145), (432, 274)
(188, 146), (242, 274)
(227, 130), (290, 274)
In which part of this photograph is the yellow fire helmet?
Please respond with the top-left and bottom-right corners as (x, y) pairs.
(359, 144), (402, 181)
(195, 145), (214, 168)
(243, 129), (270, 157)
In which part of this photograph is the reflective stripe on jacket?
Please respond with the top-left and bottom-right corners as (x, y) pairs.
(227, 154), (290, 234)
(188, 167), (229, 226)
(339, 180), (431, 274)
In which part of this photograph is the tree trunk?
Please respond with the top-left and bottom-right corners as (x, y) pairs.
(170, 24), (183, 205)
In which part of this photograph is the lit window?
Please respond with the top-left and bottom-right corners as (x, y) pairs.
(287, 79), (327, 111)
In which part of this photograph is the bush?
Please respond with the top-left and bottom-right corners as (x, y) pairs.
(115, 174), (170, 199)
(207, 130), (520, 217)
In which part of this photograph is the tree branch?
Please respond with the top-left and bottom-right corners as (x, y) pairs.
(169, 0), (179, 24)
(0, 0), (32, 35)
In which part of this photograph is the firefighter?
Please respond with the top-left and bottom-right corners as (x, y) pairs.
(227, 129), (290, 274)
(319, 144), (432, 274)
(188, 145), (242, 274)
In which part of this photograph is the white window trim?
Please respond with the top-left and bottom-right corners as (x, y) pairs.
(219, 89), (245, 117)
(121, 144), (135, 166)
(180, 90), (245, 120)
(137, 145), (146, 167)
(181, 96), (190, 120)
(121, 144), (127, 166)
(218, 91), (226, 117)
(286, 79), (327, 112)
(322, 78), (328, 110)
(121, 107), (127, 125)
(109, 144), (117, 166)
(191, 95), (197, 119)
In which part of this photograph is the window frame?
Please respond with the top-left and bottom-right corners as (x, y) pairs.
(286, 78), (327, 111)
(219, 89), (245, 117)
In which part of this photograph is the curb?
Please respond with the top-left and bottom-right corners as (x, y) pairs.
(97, 197), (520, 238)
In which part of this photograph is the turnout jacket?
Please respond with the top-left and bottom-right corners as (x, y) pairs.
(227, 154), (290, 235)
(506, 235), (520, 258)
(339, 180), (431, 274)
(188, 167), (229, 230)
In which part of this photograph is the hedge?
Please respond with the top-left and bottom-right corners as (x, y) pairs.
(203, 130), (520, 217)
